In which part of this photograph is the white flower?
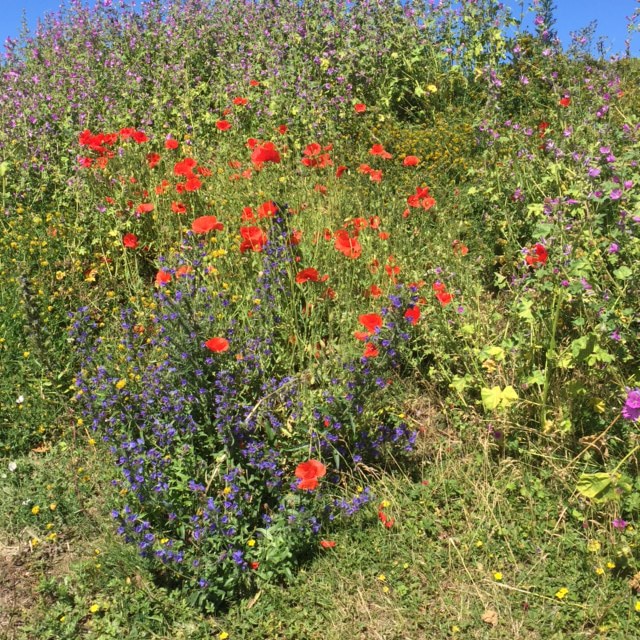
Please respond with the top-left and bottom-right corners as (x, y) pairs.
(8, 461), (17, 472)
(16, 395), (24, 404)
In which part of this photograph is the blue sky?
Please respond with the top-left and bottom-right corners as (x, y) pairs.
(1, 0), (638, 56)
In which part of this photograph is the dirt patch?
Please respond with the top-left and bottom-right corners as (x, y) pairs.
(0, 541), (39, 639)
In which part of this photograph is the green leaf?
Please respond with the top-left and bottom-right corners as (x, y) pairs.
(481, 386), (502, 411)
(613, 266), (632, 280)
(500, 385), (518, 407)
(576, 473), (615, 502)
(525, 370), (546, 385)
(450, 375), (470, 393)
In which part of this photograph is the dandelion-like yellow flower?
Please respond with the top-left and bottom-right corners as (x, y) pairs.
(555, 587), (569, 600)
(247, 539), (256, 547)
(587, 540), (601, 553)
(31, 505), (40, 515)
(89, 604), (100, 614)
(218, 632), (229, 640)
(115, 379), (126, 390)
(493, 572), (503, 581)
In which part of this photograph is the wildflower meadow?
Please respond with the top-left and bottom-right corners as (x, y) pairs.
(1, 1), (640, 638)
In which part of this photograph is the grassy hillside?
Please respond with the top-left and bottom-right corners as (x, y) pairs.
(1, 1), (640, 638)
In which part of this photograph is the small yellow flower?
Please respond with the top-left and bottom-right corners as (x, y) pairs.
(493, 572), (502, 581)
(247, 539), (256, 547)
(49, 503), (57, 511)
(59, 615), (66, 622)
(595, 567), (605, 575)
(382, 585), (390, 593)
(635, 601), (640, 613)
(89, 604), (100, 614)
(587, 540), (601, 553)
(380, 500), (391, 509)
(475, 540), (484, 548)
(555, 587), (569, 600)
(218, 633), (229, 640)
(606, 561), (616, 570)
(160, 538), (169, 545)
(31, 505), (40, 515)
(377, 574), (386, 582)
(115, 379), (126, 390)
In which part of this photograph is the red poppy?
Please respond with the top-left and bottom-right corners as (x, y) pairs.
(295, 459), (326, 491)
(192, 215), (224, 234)
(368, 169), (383, 183)
(233, 97), (248, 106)
(155, 270), (172, 286)
(251, 141), (281, 166)
(185, 176), (202, 191)
(249, 79), (260, 87)
(216, 120), (232, 131)
(378, 232), (390, 241)
(335, 165), (347, 178)
(175, 265), (193, 278)
(155, 179), (170, 195)
(359, 313), (383, 333)
(320, 540), (336, 549)
(165, 138), (179, 149)
(369, 144), (392, 159)
(249, 561), (260, 570)
(368, 284), (382, 298)
(452, 240), (469, 256)
(404, 306), (420, 324)
(79, 157), (93, 168)
(432, 281), (446, 293)
(147, 152), (161, 168)
(257, 201), (278, 218)
(334, 230), (362, 259)
(136, 203), (154, 215)
(290, 230), (303, 245)
(436, 291), (453, 306)
(119, 127), (135, 140)
(174, 157), (197, 178)
(171, 201), (186, 214)
(122, 233), (139, 249)
(277, 124), (288, 135)
(403, 155), (420, 167)
(205, 337), (229, 352)
(363, 343), (379, 358)
(407, 186), (436, 210)
(559, 97), (571, 107)
(240, 226), (268, 253)
(525, 243), (548, 265)
(131, 130), (148, 143)
(354, 103), (366, 113)
(295, 268), (320, 284)
(197, 166), (212, 177)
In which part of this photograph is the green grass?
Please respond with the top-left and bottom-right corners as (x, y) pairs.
(3, 415), (638, 639)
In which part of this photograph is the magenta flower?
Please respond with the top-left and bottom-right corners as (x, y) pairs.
(612, 518), (628, 530)
(622, 388), (640, 422)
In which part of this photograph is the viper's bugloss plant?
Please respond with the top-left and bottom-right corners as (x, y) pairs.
(71, 223), (418, 605)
